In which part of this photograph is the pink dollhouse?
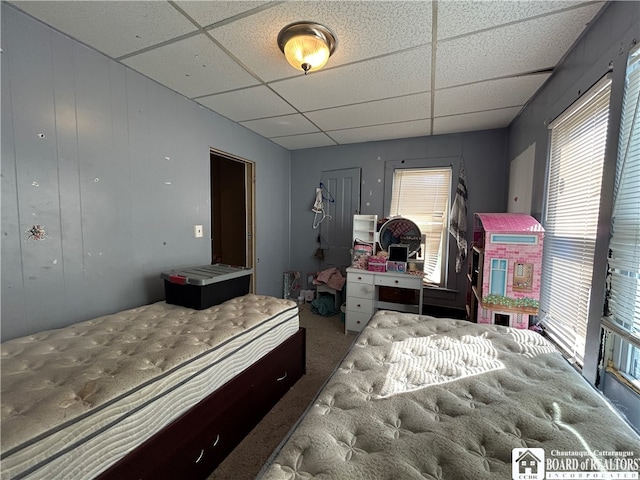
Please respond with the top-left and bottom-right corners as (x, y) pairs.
(467, 213), (544, 329)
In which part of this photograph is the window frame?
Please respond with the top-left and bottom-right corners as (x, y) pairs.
(383, 159), (454, 287)
(540, 74), (613, 366)
(604, 43), (640, 383)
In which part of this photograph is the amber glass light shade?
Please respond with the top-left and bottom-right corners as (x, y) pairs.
(277, 22), (337, 74)
(283, 34), (330, 73)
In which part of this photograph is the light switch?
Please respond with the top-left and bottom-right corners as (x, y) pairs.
(194, 225), (203, 238)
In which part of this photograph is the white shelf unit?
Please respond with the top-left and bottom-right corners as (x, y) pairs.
(352, 214), (378, 253)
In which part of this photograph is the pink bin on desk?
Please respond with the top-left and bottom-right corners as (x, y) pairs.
(368, 257), (387, 272)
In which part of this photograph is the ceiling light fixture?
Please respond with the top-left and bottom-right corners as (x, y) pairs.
(277, 21), (337, 75)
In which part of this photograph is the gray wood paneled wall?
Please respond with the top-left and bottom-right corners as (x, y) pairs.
(1, 4), (292, 341)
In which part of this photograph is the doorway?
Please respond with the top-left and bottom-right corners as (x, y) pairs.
(210, 149), (255, 292)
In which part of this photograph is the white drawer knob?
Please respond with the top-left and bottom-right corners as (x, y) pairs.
(277, 372), (288, 381)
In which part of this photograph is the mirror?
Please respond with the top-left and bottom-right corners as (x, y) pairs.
(378, 217), (422, 257)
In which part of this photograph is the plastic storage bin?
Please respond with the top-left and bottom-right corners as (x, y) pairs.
(161, 264), (252, 310)
(368, 257), (387, 272)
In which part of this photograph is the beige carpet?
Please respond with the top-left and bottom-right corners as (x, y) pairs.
(207, 303), (357, 480)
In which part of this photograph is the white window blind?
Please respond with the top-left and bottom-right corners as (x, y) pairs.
(540, 75), (612, 365)
(390, 168), (451, 284)
(608, 44), (640, 343)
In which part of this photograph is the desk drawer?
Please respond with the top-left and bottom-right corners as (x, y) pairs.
(347, 271), (374, 285)
(347, 282), (374, 298)
(375, 274), (421, 290)
(347, 296), (373, 314)
(346, 311), (371, 332)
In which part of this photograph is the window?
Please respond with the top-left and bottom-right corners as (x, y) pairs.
(389, 167), (452, 285)
(540, 75), (612, 365)
(605, 44), (640, 382)
(490, 259), (508, 296)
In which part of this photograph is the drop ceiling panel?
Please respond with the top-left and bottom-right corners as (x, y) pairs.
(240, 113), (319, 138)
(433, 107), (522, 135)
(270, 46), (431, 112)
(434, 74), (550, 117)
(209, 1), (432, 82)
(196, 86), (296, 122)
(6, 1), (606, 150)
(437, 1), (599, 40)
(435, 3), (604, 89)
(306, 93), (430, 131)
(328, 119), (432, 145)
(122, 33), (260, 98)
(12, 1), (197, 58)
(175, 1), (270, 28)
(270, 132), (337, 150)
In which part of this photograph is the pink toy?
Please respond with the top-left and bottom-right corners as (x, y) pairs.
(467, 213), (544, 329)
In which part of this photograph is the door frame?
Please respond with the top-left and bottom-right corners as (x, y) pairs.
(210, 147), (256, 293)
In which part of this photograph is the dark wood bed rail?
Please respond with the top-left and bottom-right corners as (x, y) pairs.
(96, 327), (306, 480)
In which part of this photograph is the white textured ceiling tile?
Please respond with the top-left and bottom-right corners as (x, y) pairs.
(306, 93), (430, 131)
(196, 86), (296, 122)
(270, 133), (337, 150)
(209, 1), (432, 82)
(433, 107), (521, 135)
(271, 46), (431, 112)
(11, 1), (197, 57)
(240, 114), (319, 138)
(437, 1), (602, 40)
(434, 74), (550, 117)
(435, 3), (603, 88)
(8, 0), (602, 148)
(175, 1), (269, 28)
(122, 34), (259, 98)
(328, 120), (431, 145)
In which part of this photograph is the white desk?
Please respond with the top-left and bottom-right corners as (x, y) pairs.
(345, 267), (424, 333)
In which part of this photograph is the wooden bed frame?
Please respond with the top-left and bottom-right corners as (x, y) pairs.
(96, 327), (306, 480)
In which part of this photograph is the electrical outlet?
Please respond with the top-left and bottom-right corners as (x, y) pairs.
(194, 225), (203, 238)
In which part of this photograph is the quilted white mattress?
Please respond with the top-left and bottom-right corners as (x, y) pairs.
(1, 294), (299, 480)
(260, 310), (640, 479)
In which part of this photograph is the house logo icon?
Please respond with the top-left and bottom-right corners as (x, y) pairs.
(512, 448), (545, 480)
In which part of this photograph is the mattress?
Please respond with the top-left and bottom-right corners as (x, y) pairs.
(1, 294), (299, 480)
(259, 310), (640, 479)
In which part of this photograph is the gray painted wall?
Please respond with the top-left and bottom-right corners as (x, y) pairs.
(507, 1), (640, 384)
(289, 130), (509, 311)
(1, 5), (291, 341)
